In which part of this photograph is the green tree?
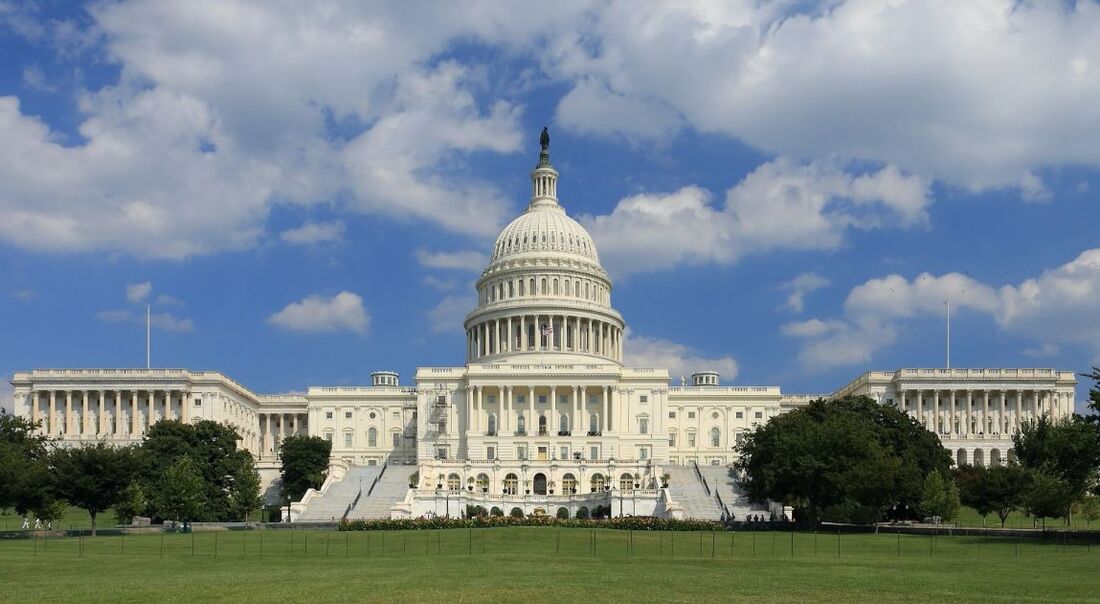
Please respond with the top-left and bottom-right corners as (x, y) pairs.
(919, 471), (961, 522)
(227, 452), (263, 521)
(1072, 496), (1100, 525)
(48, 443), (137, 535)
(279, 435), (331, 503)
(1023, 471), (1077, 526)
(957, 464), (1032, 527)
(1013, 416), (1100, 523)
(0, 415), (50, 517)
(736, 395), (951, 526)
(114, 482), (147, 525)
(1082, 366), (1100, 420)
(150, 456), (206, 524)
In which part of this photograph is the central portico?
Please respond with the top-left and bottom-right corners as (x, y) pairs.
(399, 130), (672, 518)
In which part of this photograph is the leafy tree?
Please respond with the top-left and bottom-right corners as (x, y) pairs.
(279, 435), (331, 503)
(1082, 366), (1100, 420)
(956, 464), (1032, 527)
(0, 415), (50, 517)
(1023, 471), (1077, 526)
(1013, 416), (1100, 522)
(48, 443), (137, 535)
(919, 471), (960, 522)
(150, 456), (206, 524)
(226, 453), (263, 521)
(114, 482), (147, 525)
(736, 396), (951, 526)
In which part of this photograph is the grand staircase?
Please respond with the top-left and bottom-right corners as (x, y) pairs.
(696, 465), (772, 521)
(348, 465), (415, 519)
(296, 465), (382, 522)
(664, 465), (723, 520)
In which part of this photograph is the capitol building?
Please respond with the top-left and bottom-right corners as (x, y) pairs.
(7, 132), (1079, 522)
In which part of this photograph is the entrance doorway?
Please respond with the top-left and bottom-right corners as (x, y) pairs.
(533, 473), (547, 495)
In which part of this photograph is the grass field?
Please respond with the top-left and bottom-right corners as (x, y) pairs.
(0, 527), (1097, 602)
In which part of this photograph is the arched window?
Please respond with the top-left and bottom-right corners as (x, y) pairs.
(487, 414), (497, 435)
(447, 473), (461, 491)
(620, 473), (635, 492)
(517, 415), (526, 435)
(553, 279), (559, 295)
(590, 473), (606, 492)
(575, 282), (580, 297)
(538, 415), (547, 435)
(589, 413), (599, 435)
(710, 427), (720, 447)
(368, 427), (377, 447)
(562, 473), (577, 494)
(540, 278), (547, 294)
(504, 473), (519, 495)
(559, 414), (569, 435)
(476, 473), (490, 492)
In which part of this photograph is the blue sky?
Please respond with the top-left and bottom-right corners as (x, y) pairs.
(2, 1), (1099, 409)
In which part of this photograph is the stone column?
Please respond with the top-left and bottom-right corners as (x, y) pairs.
(999, 390), (1006, 435)
(82, 390), (90, 435)
(981, 390), (989, 435)
(949, 390), (956, 436)
(114, 391), (122, 435)
(1015, 391), (1023, 433)
(915, 390), (922, 428)
(98, 390), (106, 435)
(290, 413), (298, 435)
(602, 386), (609, 433)
(130, 391), (139, 435)
(147, 390), (156, 428)
(932, 390), (940, 435)
(30, 390), (39, 429)
(65, 390), (73, 435)
(964, 390), (972, 437)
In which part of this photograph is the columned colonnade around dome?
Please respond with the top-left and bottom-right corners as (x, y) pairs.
(467, 314), (622, 362)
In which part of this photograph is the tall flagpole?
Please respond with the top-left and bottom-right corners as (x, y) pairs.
(943, 299), (950, 369)
(146, 304), (151, 369)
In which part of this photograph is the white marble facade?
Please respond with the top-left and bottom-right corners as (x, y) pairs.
(7, 133), (1079, 514)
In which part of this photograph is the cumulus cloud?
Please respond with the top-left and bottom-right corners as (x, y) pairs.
(780, 272), (830, 314)
(126, 281), (152, 303)
(623, 329), (738, 383)
(280, 221), (346, 246)
(415, 249), (488, 272)
(583, 158), (929, 277)
(268, 291), (369, 334)
(94, 309), (194, 333)
(550, 0), (1100, 196)
(786, 248), (1100, 370)
(427, 294), (475, 334)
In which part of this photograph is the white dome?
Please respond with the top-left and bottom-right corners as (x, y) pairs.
(490, 204), (600, 265)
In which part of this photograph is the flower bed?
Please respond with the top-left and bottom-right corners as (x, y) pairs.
(338, 516), (722, 532)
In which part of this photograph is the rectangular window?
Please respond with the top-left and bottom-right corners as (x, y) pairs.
(639, 447), (649, 460)
(392, 433), (400, 447)
(538, 395), (546, 404)
(560, 446), (569, 460)
(735, 411), (743, 419)
(324, 433), (333, 443)
(640, 395), (648, 403)
(487, 446), (496, 460)
(436, 448), (447, 460)
(194, 398), (202, 407)
(590, 446), (599, 460)
(688, 411), (696, 419)
(735, 432), (745, 445)
(668, 411), (676, 419)
(517, 395), (526, 405)
(688, 434), (696, 447)
(517, 446), (527, 460)
(668, 433), (676, 446)
(345, 411), (352, 419)
(754, 411), (763, 419)
(488, 395), (497, 404)
(325, 411), (333, 419)
(639, 418), (649, 434)
(344, 433), (352, 447)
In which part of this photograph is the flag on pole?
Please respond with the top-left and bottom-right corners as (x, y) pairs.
(541, 323), (554, 337)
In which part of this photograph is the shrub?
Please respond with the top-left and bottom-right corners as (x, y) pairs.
(338, 515), (722, 531)
(509, 507), (524, 518)
(556, 507), (570, 519)
(575, 506), (590, 519)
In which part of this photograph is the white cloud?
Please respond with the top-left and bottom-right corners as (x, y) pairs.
(550, 0), (1100, 196)
(280, 221), (346, 246)
(268, 291), (369, 335)
(422, 276), (460, 292)
(415, 249), (488, 272)
(94, 308), (194, 333)
(126, 281), (152, 303)
(583, 158), (929, 277)
(623, 329), (738, 383)
(787, 248), (1100, 370)
(427, 294), (474, 334)
(780, 272), (830, 314)
(20, 65), (54, 92)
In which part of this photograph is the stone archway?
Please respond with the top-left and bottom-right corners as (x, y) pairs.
(533, 472), (548, 495)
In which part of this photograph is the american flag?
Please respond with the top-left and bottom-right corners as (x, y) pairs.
(541, 323), (554, 336)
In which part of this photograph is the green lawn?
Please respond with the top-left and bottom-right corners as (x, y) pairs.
(0, 527), (1096, 602)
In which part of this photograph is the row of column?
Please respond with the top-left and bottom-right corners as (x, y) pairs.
(467, 314), (622, 361)
(260, 412), (307, 456)
(28, 388), (190, 437)
(466, 385), (614, 436)
(899, 388), (1070, 437)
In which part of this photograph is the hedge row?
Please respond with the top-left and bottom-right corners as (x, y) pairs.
(338, 515), (723, 532)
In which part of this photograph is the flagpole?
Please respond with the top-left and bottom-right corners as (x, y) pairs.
(943, 299), (950, 369)
(146, 304), (151, 369)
